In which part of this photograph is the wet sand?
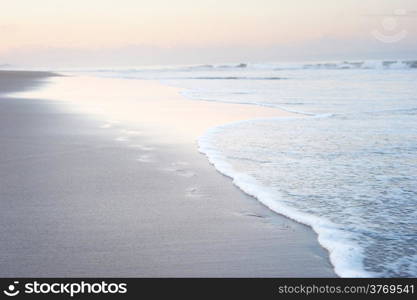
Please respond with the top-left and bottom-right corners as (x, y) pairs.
(0, 71), (336, 277)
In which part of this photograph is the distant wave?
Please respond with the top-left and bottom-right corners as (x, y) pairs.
(189, 63), (247, 69)
(185, 60), (417, 71)
(183, 76), (287, 80)
(301, 60), (417, 70)
(69, 59), (417, 75)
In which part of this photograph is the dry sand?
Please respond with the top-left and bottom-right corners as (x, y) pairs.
(0, 71), (336, 277)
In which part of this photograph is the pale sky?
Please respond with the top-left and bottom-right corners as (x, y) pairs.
(1, 0), (416, 67)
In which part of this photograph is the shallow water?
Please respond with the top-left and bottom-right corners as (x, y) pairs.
(74, 61), (417, 277)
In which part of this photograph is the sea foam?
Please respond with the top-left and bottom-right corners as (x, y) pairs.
(198, 122), (373, 278)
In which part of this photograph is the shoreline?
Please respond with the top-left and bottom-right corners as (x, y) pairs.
(0, 71), (336, 277)
(0, 70), (60, 94)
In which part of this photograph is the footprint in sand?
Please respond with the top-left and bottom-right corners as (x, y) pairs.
(237, 211), (266, 219)
(185, 187), (205, 198)
(175, 169), (195, 178)
(136, 154), (154, 163)
(100, 123), (112, 129)
(115, 136), (129, 142)
(100, 121), (119, 129)
(171, 161), (189, 168)
(130, 144), (154, 151)
(122, 129), (142, 136)
(245, 213), (266, 219)
(161, 162), (195, 178)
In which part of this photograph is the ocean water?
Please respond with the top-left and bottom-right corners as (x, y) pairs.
(76, 60), (417, 277)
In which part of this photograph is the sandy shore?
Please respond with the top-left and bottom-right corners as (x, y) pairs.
(0, 71), (335, 277)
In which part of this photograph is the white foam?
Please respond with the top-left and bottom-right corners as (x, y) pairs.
(198, 122), (374, 278)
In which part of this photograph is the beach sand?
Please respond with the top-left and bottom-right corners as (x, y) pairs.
(0, 71), (335, 277)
